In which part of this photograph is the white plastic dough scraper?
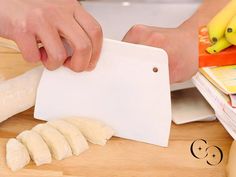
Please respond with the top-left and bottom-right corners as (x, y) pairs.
(34, 39), (172, 147)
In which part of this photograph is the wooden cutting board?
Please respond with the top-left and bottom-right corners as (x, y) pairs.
(0, 45), (233, 177)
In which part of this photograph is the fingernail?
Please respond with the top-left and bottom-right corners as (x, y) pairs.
(87, 63), (96, 71)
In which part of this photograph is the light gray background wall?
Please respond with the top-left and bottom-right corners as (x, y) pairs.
(82, 1), (201, 40)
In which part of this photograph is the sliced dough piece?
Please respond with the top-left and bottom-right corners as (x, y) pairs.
(64, 117), (114, 145)
(0, 66), (43, 123)
(227, 141), (236, 177)
(47, 120), (88, 155)
(32, 124), (72, 160)
(16, 130), (51, 166)
(6, 138), (30, 171)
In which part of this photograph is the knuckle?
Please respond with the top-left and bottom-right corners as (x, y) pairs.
(90, 24), (103, 38)
(13, 20), (29, 35)
(25, 8), (46, 29)
(27, 53), (40, 63)
(43, 5), (61, 17)
(55, 50), (67, 62)
(130, 24), (147, 34)
(31, 8), (45, 19)
(75, 40), (92, 55)
(23, 54), (34, 63)
(151, 32), (165, 40)
(148, 32), (166, 45)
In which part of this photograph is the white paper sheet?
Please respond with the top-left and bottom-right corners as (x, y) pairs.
(193, 73), (236, 140)
(172, 88), (215, 124)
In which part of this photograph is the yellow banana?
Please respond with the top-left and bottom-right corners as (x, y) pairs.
(207, 0), (236, 43)
(226, 15), (236, 45)
(206, 37), (232, 54)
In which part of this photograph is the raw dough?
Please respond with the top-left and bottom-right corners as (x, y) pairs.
(0, 66), (43, 123)
(48, 120), (89, 155)
(32, 123), (72, 160)
(6, 138), (30, 171)
(16, 130), (51, 166)
(64, 117), (114, 145)
(227, 141), (236, 177)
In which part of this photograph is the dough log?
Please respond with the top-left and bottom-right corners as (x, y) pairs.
(16, 130), (51, 166)
(48, 120), (89, 155)
(0, 66), (43, 123)
(6, 138), (30, 171)
(64, 117), (114, 145)
(32, 124), (72, 160)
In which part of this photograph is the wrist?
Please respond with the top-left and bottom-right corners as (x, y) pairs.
(179, 18), (197, 33)
(178, 18), (198, 44)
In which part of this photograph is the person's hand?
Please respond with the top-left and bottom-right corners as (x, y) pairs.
(123, 23), (198, 84)
(0, 0), (103, 72)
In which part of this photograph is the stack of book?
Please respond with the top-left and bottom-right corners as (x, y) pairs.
(193, 67), (236, 139)
(193, 27), (236, 139)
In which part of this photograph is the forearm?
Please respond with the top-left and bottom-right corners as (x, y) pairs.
(181, 0), (230, 31)
(196, 0), (230, 26)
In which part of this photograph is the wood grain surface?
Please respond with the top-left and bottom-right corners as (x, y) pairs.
(0, 45), (233, 177)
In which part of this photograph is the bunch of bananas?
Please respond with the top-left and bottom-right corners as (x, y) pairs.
(207, 0), (236, 54)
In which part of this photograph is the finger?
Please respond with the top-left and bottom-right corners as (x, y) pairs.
(37, 23), (67, 70)
(14, 34), (40, 63)
(58, 19), (92, 72)
(74, 5), (103, 71)
(39, 47), (47, 62)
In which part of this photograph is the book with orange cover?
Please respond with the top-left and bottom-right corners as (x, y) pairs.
(199, 27), (236, 67)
